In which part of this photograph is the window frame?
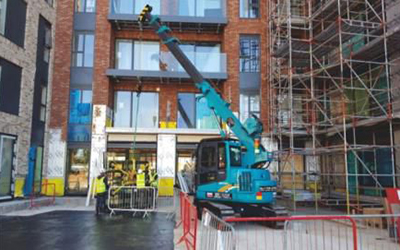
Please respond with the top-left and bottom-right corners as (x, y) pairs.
(43, 24), (52, 63)
(0, 0), (7, 35)
(240, 0), (259, 19)
(39, 85), (47, 122)
(177, 92), (220, 129)
(240, 92), (260, 122)
(240, 35), (260, 73)
(72, 32), (94, 68)
(113, 91), (160, 129)
(75, 0), (96, 13)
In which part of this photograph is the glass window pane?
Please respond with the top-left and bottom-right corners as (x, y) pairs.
(196, 94), (218, 129)
(116, 40), (132, 70)
(0, 0), (7, 35)
(86, 0), (96, 12)
(240, 37), (260, 72)
(240, 94), (249, 121)
(196, 44), (220, 72)
(250, 95), (260, 112)
(134, 41), (159, 71)
(132, 92), (159, 128)
(69, 89), (92, 124)
(0, 136), (14, 197)
(197, 0), (221, 17)
(114, 91), (132, 127)
(84, 34), (94, 67)
(68, 125), (91, 142)
(179, 0), (195, 16)
(40, 106), (46, 121)
(240, 0), (248, 18)
(75, 53), (83, 67)
(112, 0), (134, 14)
(75, 0), (85, 12)
(177, 93), (196, 128)
(41, 86), (47, 105)
(180, 44), (195, 72)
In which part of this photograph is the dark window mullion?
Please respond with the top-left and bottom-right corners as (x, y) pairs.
(131, 40), (135, 70)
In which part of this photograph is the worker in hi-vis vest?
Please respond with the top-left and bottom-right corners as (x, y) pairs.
(136, 169), (146, 188)
(149, 169), (158, 188)
(95, 172), (108, 215)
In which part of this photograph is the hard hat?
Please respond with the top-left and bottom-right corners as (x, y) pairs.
(138, 169), (143, 174)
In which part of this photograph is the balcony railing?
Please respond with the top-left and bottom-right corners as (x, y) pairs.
(115, 51), (226, 72)
(110, 0), (226, 18)
(108, 0), (227, 31)
(108, 51), (227, 81)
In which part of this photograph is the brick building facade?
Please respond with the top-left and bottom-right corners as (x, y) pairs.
(48, 0), (271, 195)
(0, 0), (56, 200)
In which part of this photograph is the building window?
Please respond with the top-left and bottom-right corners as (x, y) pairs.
(69, 89), (92, 124)
(115, 40), (159, 71)
(240, 0), (259, 18)
(0, 0), (6, 35)
(240, 93), (260, 122)
(0, 58), (22, 116)
(75, 0), (96, 13)
(178, 43), (221, 72)
(177, 93), (219, 129)
(72, 32), (94, 67)
(68, 89), (92, 142)
(114, 91), (159, 128)
(111, 0), (134, 14)
(240, 36), (260, 72)
(40, 86), (47, 122)
(43, 25), (52, 63)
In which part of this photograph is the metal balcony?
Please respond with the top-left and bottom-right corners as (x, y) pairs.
(108, 0), (227, 33)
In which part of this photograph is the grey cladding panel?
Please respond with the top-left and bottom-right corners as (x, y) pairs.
(240, 73), (260, 91)
(70, 67), (93, 85)
(74, 13), (96, 31)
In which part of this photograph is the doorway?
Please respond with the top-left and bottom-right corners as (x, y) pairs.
(0, 135), (16, 200)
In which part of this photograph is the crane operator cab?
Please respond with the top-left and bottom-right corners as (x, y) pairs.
(194, 137), (281, 219)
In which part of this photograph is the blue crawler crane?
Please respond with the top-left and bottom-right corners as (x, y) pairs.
(138, 5), (288, 224)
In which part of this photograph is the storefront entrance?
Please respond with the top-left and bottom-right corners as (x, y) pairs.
(66, 148), (90, 195)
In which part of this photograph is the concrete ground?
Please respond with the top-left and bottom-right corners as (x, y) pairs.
(0, 211), (175, 250)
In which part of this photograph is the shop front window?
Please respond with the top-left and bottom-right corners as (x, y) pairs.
(66, 148), (90, 194)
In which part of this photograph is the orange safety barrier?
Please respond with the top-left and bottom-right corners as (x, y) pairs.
(176, 192), (198, 250)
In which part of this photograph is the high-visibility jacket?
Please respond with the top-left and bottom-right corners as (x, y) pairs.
(137, 173), (146, 188)
(149, 172), (158, 188)
(95, 177), (106, 194)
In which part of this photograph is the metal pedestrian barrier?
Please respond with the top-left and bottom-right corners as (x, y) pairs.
(217, 214), (400, 250)
(199, 209), (236, 250)
(108, 186), (156, 217)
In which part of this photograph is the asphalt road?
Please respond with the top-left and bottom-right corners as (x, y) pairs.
(0, 211), (174, 250)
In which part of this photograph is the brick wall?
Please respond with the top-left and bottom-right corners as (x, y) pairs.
(49, 0), (74, 140)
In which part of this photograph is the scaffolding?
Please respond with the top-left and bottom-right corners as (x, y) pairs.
(268, 0), (400, 213)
